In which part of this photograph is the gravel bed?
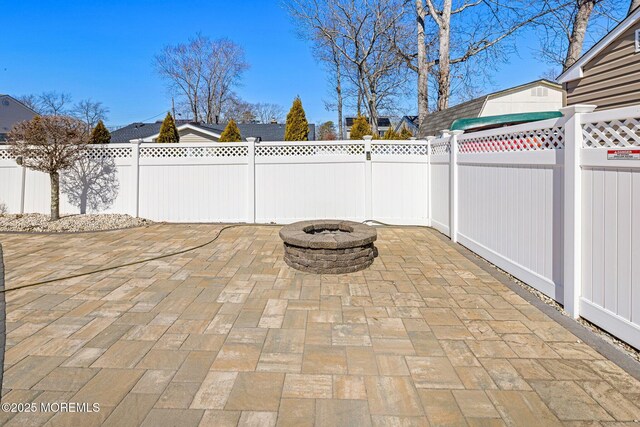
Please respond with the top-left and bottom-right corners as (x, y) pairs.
(0, 214), (153, 233)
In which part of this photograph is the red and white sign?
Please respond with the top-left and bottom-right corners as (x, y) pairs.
(607, 149), (640, 160)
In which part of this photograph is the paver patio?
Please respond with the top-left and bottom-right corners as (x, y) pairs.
(1, 224), (639, 426)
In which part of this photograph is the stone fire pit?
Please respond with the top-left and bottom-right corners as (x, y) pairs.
(280, 220), (377, 274)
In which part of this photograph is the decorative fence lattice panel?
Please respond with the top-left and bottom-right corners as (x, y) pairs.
(85, 146), (132, 159)
(431, 141), (450, 155)
(0, 149), (11, 160)
(582, 118), (640, 148)
(458, 127), (564, 153)
(256, 144), (364, 157)
(372, 143), (428, 156)
(140, 145), (248, 158)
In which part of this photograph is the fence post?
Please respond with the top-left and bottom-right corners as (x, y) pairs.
(449, 130), (463, 243)
(426, 136), (435, 227)
(19, 165), (26, 214)
(363, 135), (373, 221)
(131, 139), (141, 218)
(246, 137), (257, 224)
(561, 104), (596, 319)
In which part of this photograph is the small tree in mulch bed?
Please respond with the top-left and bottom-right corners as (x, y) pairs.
(284, 97), (309, 141)
(219, 119), (242, 142)
(157, 113), (180, 143)
(8, 115), (89, 221)
(90, 120), (111, 144)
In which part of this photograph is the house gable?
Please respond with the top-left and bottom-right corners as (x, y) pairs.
(480, 82), (564, 116)
(0, 95), (37, 138)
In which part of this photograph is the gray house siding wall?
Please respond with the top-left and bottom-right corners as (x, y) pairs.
(0, 96), (37, 141)
(566, 25), (640, 110)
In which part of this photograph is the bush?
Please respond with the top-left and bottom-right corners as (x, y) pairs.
(284, 97), (309, 141)
(349, 115), (372, 140)
(219, 119), (242, 142)
(382, 128), (399, 140)
(399, 126), (413, 140)
(157, 113), (180, 143)
(90, 120), (111, 144)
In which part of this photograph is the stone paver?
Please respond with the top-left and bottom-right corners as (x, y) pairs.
(1, 224), (640, 426)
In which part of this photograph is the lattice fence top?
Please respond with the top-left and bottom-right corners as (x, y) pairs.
(85, 146), (132, 159)
(140, 145), (248, 158)
(371, 143), (428, 156)
(458, 126), (564, 153)
(0, 148), (10, 160)
(582, 117), (640, 148)
(431, 141), (450, 155)
(256, 144), (364, 157)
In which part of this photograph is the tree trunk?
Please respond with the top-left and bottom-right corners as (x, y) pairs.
(630, 0), (640, 14)
(50, 171), (60, 221)
(436, 18), (451, 111)
(416, 0), (429, 137)
(334, 48), (344, 140)
(564, 0), (596, 71)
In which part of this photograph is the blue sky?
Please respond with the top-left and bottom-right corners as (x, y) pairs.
(0, 1), (611, 127)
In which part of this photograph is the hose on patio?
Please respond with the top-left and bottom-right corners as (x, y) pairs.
(0, 223), (276, 294)
(0, 220), (425, 294)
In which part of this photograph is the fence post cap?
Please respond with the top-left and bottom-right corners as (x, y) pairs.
(560, 104), (596, 116)
(246, 137), (257, 143)
(426, 136), (436, 141)
(130, 139), (142, 145)
(409, 137), (417, 140)
(362, 135), (373, 141)
(450, 130), (464, 136)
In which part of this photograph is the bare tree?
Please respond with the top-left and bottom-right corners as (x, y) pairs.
(38, 91), (72, 116)
(16, 94), (41, 113)
(156, 34), (249, 124)
(537, 0), (629, 73)
(253, 103), (285, 123)
(222, 95), (256, 123)
(287, 0), (411, 134)
(72, 99), (109, 131)
(8, 116), (89, 220)
(420, 0), (556, 111)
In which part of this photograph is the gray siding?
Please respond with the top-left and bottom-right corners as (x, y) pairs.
(0, 96), (37, 139)
(566, 25), (640, 110)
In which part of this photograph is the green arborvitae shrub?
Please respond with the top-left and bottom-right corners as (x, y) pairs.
(399, 126), (413, 140)
(349, 115), (372, 140)
(157, 113), (180, 143)
(219, 119), (242, 142)
(382, 127), (399, 140)
(284, 97), (309, 141)
(90, 120), (111, 144)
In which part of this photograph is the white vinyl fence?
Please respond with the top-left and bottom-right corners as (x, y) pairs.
(0, 104), (639, 349)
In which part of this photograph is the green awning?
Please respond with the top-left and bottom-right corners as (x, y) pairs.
(450, 111), (563, 132)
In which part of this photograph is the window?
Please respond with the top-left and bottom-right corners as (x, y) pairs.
(531, 87), (549, 97)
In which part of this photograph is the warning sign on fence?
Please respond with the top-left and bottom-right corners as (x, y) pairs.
(607, 149), (640, 160)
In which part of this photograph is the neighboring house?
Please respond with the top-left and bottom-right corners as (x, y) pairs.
(422, 79), (564, 136)
(0, 95), (37, 142)
(111, 121), (316, 143)
(345, 117), (391, 138)
(558, 7), (640, 110)
(394, 116), (419, 135)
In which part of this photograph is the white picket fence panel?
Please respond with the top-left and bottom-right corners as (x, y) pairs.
(1, 104), (639, 350)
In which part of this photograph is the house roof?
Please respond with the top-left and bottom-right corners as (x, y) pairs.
(111, 121), (316, 143)
(394, 116), (419, 133)
(422, 79), (562, 136)
(558, 8), (640, 83)
(345, 117), (392, 127)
